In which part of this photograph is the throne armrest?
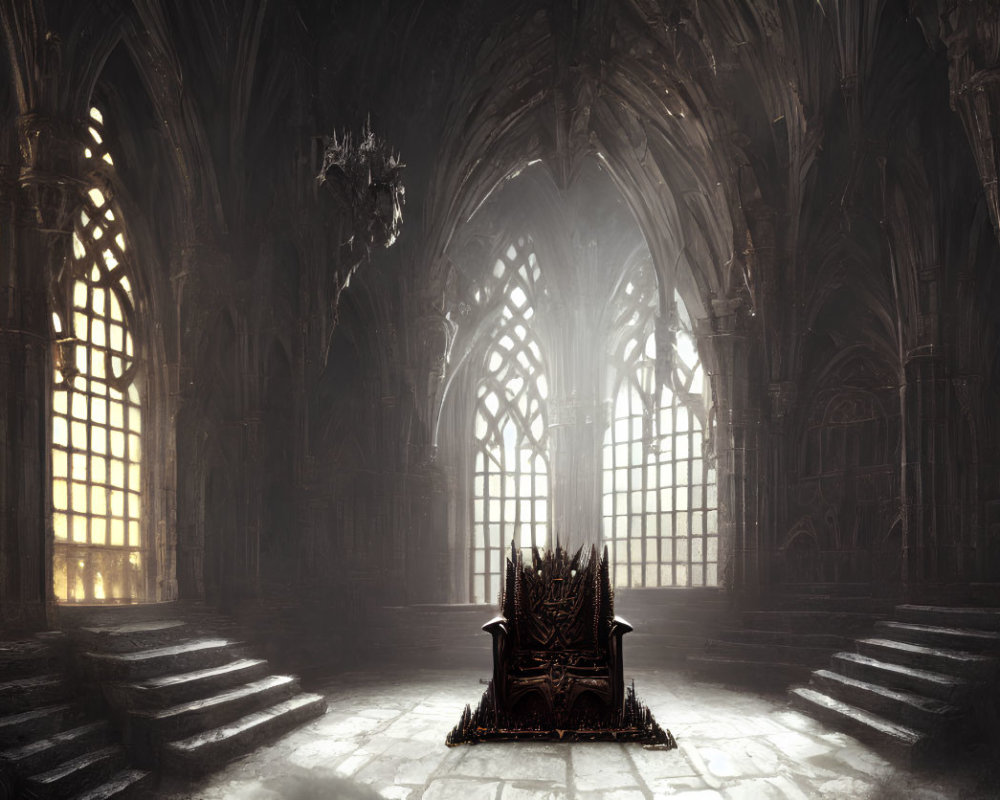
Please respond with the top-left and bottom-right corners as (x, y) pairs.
(482, 616), (509, 710)
(482, 616), (508, 638)
(608, 616), (632, 712)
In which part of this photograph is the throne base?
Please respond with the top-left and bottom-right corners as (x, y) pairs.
(446, 680), (677, 748)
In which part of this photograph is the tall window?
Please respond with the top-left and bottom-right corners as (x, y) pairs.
(471, 241), (549, 603)
(602, 264), (717, 587)
(51, 108), (143, 603)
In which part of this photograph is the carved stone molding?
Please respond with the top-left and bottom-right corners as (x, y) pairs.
(768, 381), (797, 422)
(17, 113), (87, 232)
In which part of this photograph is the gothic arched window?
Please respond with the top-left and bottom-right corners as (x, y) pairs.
(471, 241), (550, 603)
(602, 264), (717, 587)
(51, 107), (143, 603)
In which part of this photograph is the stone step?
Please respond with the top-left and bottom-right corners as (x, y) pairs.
(894, 605), (1000, 633)
(874, 621), (1000, 653)
(24, 744), (127, 800)
(704, 640), (835, 666)
(856, 638), (997, 681)
(74, 620), (190, 654)
(764, 595), (896, 614)
(831, 652), (968, 703)
(790, 687), (927, 764)
(0, 705), (78, 750)
(685, 655), (812, 692)
(775, 582), (880, 597)
(0, 720), (110, 776)
(811, 669), (964, 732)
(742, 610), (883, 634)
(714, 629), (850, 649)
(84, 638), (238, 681)
(0, 639), (63, 680)
(0, 675), (68, 715)
(109, 658), (271, 710)
(75, 768), (153, 800)
(134, 675), (299, 745)
(161, 693), (326, 774)
(624, 633), (709, 663)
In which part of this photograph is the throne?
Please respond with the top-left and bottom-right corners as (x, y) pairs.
(447, 543), (675, 746)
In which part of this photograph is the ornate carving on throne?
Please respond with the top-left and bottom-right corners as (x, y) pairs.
(447, 543), (675, 746)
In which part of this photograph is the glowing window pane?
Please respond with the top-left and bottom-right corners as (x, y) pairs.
(71, 422), (87, 448)
(72, 483), (87, 513)
(110, 460), (125, 488)
(53, 418), (68, 447)
(110, 518), (125, 546)
(52, 111), (143, 604)
(71, 453), (87, 481)
(602, 273), (716, 588)
(90, 517), (108, 545)
(72, 516), (87, 543)
(53, 450), (68, 478)
(53, 480), (68, 510)
(91, 398), (107, 425)
(91, 486), (107, 517)
(75, 345), (88, 375)
(470, 241), (549, 602)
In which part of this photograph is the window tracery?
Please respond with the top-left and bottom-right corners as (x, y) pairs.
(471, 241), (549, 604)
(601, 263), (718, 587)
(51, 107), (143, 603)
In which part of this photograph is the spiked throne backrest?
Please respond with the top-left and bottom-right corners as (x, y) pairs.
(500, 543), (614, 653)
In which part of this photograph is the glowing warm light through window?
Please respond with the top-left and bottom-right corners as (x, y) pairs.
(471, 241), (550, 603)
(602, 268), (718, 587)
(52, 107), (141, 603)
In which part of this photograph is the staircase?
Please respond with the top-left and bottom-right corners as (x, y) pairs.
(791, 604), (1000, 764)
(687, 583), (894, 692)
(65, 606), (327, 775)
(0, 633), (151, 800)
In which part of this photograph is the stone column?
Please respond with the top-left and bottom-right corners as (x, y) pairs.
(0, 162), (55, 630)
(700, 299), (763, 596)
(0, 114), (83, 629)
(767, 380), (797, 583)
(901, 350), (954, 585)
(548, 392), (602, 553)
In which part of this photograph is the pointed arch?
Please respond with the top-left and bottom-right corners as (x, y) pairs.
(470, 239), (550, 603)
(601, 258), (718, 588)
(51, 107), (147, 602)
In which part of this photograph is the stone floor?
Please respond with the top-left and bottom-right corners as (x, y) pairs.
(156, 668), (995, 800)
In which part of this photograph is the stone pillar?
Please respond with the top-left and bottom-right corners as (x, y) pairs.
(0, 163), (55, 630)
(0, 113), (83, 629)
(548, 393), (602, 553)
(901, 350), (953, 585)
(767, 380), (797, 584)
(700, 299), (763, 596)
(939, 2), (1000, 239)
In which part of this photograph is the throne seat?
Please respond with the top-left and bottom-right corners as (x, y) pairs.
(447, 543), (675, 746)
